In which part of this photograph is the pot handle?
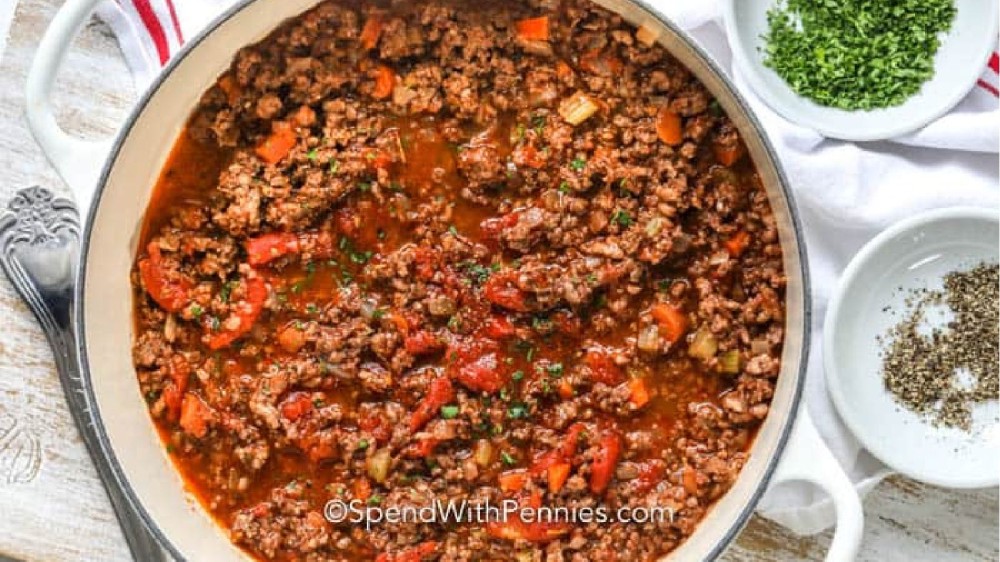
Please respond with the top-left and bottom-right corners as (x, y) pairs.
(770, 406), (864, 561)
(26, 0), (114, 214)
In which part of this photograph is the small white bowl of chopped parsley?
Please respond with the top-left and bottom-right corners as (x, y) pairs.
(824, 207), (999, 488)
(723, 0), (998, 141)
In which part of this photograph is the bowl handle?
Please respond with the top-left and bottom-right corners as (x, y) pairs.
(770, 406), (865, 561)
(26, 0), (114, 214)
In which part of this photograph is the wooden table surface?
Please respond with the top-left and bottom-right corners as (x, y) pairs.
(0, 1), (996, 560)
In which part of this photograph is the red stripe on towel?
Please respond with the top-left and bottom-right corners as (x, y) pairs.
(132, 0), (171, 64)
(977, 78), (999, 97)
(164, 0), (185, 45)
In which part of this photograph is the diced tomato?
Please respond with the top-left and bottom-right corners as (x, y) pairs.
(446, 338), (509, 393)
(650, 303), (688, 345)
(583, 348), (624, 385)
(589, 431), (621, 494)
(246, 233), (301, 266)
(255, 122), (298, 165)
(138, 242), (192, 313)
(179, 394), (214, 438)
(656, 108), (683, 146)
(555, 60), (574, 79)
(724, 230), (751, 258)
(161, 354), (190, 421)
(628, 378), (651, 408)
(359, 14), (383, 50)
(481, 315), (516, 340)
(359, 414), (390, 444)
(206, 276), (268, 350)
(280, 392), (314, 422)
(632, 460), (666, 494)
(499, 470), (528, 492)
(376, 541), (438, 562)
(530, 422), (584, 477)
(373, 65), (395, 99)
(512, 143), (546, 169)
(413, 247), (440, 281)
(547, 462), (571, 492)
(515, 16), (549, 41)
(479, 212), (519, 241)
(556, 380), (574, 399)
(403, 437), (441, 459)
(552, 311), (581, 336)
(482, 271), (529, 312)
(409, 377), (454, 432)
(404, 331), (444, 356)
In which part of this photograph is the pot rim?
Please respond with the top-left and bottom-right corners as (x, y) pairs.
(74, 1), (811, 560)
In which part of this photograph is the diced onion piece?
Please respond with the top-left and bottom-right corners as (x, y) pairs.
(718, 350), (741, 374)
(636, 23), (658, 46)
(474, 439), (494, 467)
(637, 324), (660, 352)
(645, 216), (665, 237)
(688, 327), (718, 361)
(367, 447), (392, 483)
(559, 91), (600, 126)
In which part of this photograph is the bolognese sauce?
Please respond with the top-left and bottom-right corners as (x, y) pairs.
(131, 0), (786, 560)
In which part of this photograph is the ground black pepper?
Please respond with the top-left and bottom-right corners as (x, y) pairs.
(878, 262), (999, 430)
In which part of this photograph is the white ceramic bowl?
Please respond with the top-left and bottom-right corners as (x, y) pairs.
(825, 207), (1000, 488)
(723, 0), (999, 141)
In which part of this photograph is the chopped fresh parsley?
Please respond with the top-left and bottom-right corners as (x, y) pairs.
(507, 404), (529, 419)
(440, 405), (460, 419)
(569, 156), (587, 172)
(612, 209), (633, 227)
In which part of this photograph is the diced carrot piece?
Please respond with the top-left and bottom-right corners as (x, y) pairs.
(724, 230), (751, 258)
(547, 462), (571, 492)
(360, 14), (383, 50)
(650, 303), (687, 345)
(447, 338), (510, 393)
(589, 432), (621, 494)
(628, 378), (650, 408)
(409, 376), (454, 432)
(255, 122), (298, 165)
(515, 16), (549, 41)
(556, 380), (574, 399)
(555, 60), (574, 79)
(179, 394), (213, 438)
(714, 141), (745, 167)
(280, 391), (314, 421)
(656, 108), (683, 146)
(486, 518), (570, 543)
(278, 325), (306, 353)
(499, 470), (528, 492)
(373, 65), (395, 99)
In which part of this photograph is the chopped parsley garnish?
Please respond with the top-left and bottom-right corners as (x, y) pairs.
(357, 181), (372, 192)
(612, 209), (633, 227)
(512, 370), (525, 381)
(501, 451), (517, 465)
(547, 363), (564, 376)
(189, 304), (203, 319)
(306, 148), (318, 161)
(357, 439), (369, 450)
(569, 156), (587, 172)
(329, 160), (340, 174)
(440, 405), (460, 419)
(507, 404), (529, 419)
(558, 181), (571, 194)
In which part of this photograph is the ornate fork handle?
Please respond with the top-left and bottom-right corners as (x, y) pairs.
(0, 186), (166, 562)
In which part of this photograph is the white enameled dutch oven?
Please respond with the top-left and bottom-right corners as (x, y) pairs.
(26, 0), (864, 560)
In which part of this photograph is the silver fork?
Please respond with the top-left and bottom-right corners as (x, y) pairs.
(0, 186), (166, 562)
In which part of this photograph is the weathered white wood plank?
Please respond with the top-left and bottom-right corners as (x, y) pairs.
(0, 2), (995, 562)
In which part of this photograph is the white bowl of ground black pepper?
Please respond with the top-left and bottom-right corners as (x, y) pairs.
(723, 0), (999, 141)
(824, 207), (999, 488)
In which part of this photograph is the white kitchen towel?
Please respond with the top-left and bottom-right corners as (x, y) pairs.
(96, 0), (1000, 536)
